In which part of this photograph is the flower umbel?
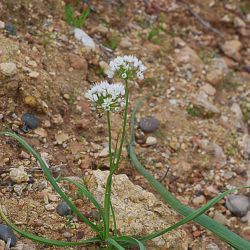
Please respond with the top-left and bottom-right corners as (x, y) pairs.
(85, 81), (125, 113)
(106, 55), (146, 80)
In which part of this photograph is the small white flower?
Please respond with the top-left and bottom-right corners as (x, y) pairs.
(137, 71), (144, 80)
(107, 55), (146, 80)
(85, 81), (126, 113)
(121, 73), (127, 79)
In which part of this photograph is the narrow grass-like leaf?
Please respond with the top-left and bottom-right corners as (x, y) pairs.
(61, 177), (104, 220)
(112, 132), (121, 166)
(106, 238), (125, 250)
(128, 100), (250, 250)
(116, 236), (145, 250)
(0, 206), (100, 247)
(140, 186), (250, 241)
(0, 132), (101, 236)
(103, 173), (113, 239)
(110, 202), (117, 237)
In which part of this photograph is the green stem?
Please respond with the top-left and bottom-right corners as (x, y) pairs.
(107, 111), (113, 170)
(103, 79), (129, 240)
(103, 174), (113, 239)
(114, 79), (129, 171)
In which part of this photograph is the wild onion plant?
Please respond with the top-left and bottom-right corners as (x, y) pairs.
(0, 55), (250, 249)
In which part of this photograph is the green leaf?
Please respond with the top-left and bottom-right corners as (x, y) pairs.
(110, 202), (117, 237)
(116, 236), (145, 250)
(106, 238), (125, 250)
(139, 186), (250, 241)
(0, 132), (101, 235)
(0, 206), (100, 246)
(62, 177), (104, 220)
(128, 100), (250, 250)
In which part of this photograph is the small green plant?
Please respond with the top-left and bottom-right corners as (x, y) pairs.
(241, 101), (250, 123)
(240, 0), (250, 14)
(186, 104), (215, 119)
(64, 4), (90, 28)
(96, 66), (106, 78)
(219, 70), (239, 90)
(225, 132), (238, 157)
(148, 26), (164, 44)
(0, 55), (250, 249)
(105, 34), (119, 50)
(65, 215), (76, 228)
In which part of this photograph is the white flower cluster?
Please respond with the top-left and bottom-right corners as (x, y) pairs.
(106, 55), (146, 80)
(85, 81), (125, 113)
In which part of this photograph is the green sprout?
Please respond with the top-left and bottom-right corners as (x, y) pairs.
(64, 4), (90, 28)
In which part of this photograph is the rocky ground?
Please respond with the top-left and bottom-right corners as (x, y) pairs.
(0, 0), (250, 249)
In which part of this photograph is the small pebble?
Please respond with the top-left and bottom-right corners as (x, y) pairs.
(0, 62), (17, 76)
(213, 211), (228, 225)
(0, 224), (17, 246)
(243, 66), (250, 74)
(45, 204), (55, 211)
(193, 195), (206, 206)
(21, 113), (39, 132)
(139, 116), (160, 133)
(4, 23), (16, 35)
(206, 243), (220, 250)
(0, 21), (5, 29)
(56, 202), (72, 216)
(146, 136), (157, 146)
(23, 96), (37, 108)
(28, 71), (39, 78)
(242, 226), (250, 241)
(99, 147), (109, 157)
(55, 133), (69, 145)
(9, 166), (29, 184)
(226, 194), (250, 217)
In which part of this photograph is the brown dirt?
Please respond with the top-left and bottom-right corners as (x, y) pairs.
(0, 0), (250, 249)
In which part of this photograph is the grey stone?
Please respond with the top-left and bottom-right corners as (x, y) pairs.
(21, 113), (39, 132)
(226, 194), (250, 217)
(56, 202), (72, 217)
(0, 224), (17, 246)
(139, 116), (160, 133)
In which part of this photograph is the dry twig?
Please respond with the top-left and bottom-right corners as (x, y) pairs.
(177, 0), (224, 37)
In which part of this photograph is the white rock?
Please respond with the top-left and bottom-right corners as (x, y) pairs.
(206, 57), (228, 85)
(9, 166), (29, 184)
(221, 40), (242, 61)
(175, 46), (202, 72)
(99, 147), (109, 157)
(195, 92), (220, 114)
(0, 62), (17, 76)
(146, 136), (157, 146)
(247, 14), (250, 22)
(234, 17), (246, 28)
(120, 38), (132, 49)
(28, 71), (39, 78)
(243, 134), (250, 156)
(87, 170), (188, 249)
(55, 133), (69, 144)
(45, 204), (55, 211)
(74, 28), (96, 50)
(200, 83), (216, 96)
(231, 103), (243, 120)
(27, 60), (37, 67)
(0, 21), (5, 29)
(193, 195), (206, 206)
